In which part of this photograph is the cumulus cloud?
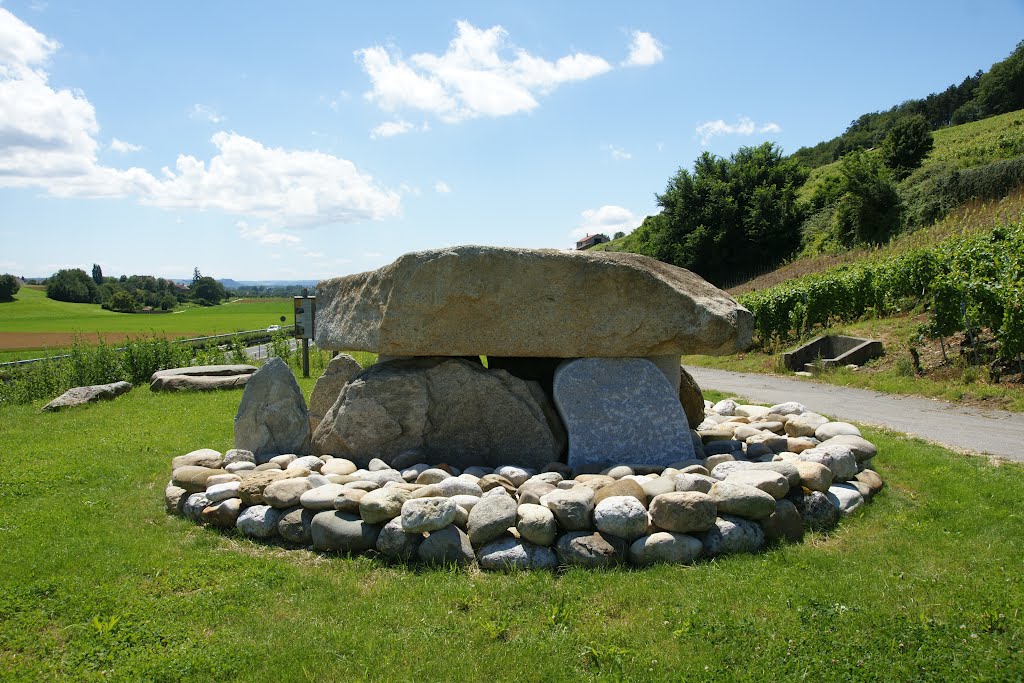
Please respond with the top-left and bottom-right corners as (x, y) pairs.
(569, 204), (640, 240)
(695, 116), (782, 145)
(109, 137), (142, 153)
(0, 9), (400, 228)
(356, 20), (612, 124)
(237, 221), (301, 246)
(190, 103), (224, 123)
(434, 180), (451, 193)
(623, 30), (663, 67)
(370, 119), (414, 138)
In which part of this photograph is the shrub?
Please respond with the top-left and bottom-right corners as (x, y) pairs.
(0, 273), (19, 300)
(46, 268), (99, 304)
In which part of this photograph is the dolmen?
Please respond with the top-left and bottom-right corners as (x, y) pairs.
(310, 246), (753, 471)
(151, 364), (257, 392)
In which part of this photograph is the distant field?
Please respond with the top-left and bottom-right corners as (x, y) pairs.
(0, 288), (291, 352)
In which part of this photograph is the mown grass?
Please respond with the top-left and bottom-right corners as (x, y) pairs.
(0, 288), (291, 344)
(1, 379), (1022, 681)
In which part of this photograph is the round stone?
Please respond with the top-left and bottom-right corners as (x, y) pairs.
(516, 503), (558, 546)
(467, 491), (518, 546)
(700, 515), (766, 557)
(415, 468), (452, 485)
(418, 525), (474, 566)
(593, 496), (649, 541)
(555, 531), (627, 568)
(358, 487), (411, 524)
(648, 491), (717, 534)
(795, 461), (833, 492)
(205, 481), (241, 503)
(758, 499), (803, 544)
(223, 448), (255, 465)
(310, 511), (381, 553)
(278, 506), (316, 544)
(183, 493), (210, 523)
(794, 491), (839, 531)
(321, 458), (357, 476)
(299, 483), (348, 511)
(722, 470), (790, 499)
(494, 465), (531, 487)
(236, 504), (283, 539)
(827, 484), (865, 515)
(815, 422), (862, 440)
(478, 538), (558, 571)
(263, 478), (314, 509)
(165, 485), (188, 515)
(376, 516), (423, 562)
(171, 448), (223, 471)
(540, 487), (595, 531)
(333, 488), (367, 513)
(401, 497), (458, 534)
(201, 498), (241, 528)
(628, 532), (703, 566)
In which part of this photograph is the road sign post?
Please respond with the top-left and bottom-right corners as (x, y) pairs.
(294, 289), (316, 378)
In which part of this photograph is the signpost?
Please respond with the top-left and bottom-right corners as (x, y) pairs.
(294, 289), (316, 378)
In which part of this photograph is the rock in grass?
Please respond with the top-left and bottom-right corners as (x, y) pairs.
(593, 479), (648, 507)
(171, 466), (228, 494)
(815, 422), (862, 440)
(172, 448), (224, 470)
(278, 507), (316, 545)
(467, 491), (517, 546)
(234, 357), (311, 458)
(854, 469), (884, 495)
(377, 517), (423, 562)
(418, 525), (475, 566)
(238, 470), (287, 505)
(794, 461), (833, 492)
(401, 497), (457, 533)
(41, 381), (132, 412)
(759, 500), (804, 544)
(700, 515), (765, 557)
(793, 491), (839, 532)
(165, 485), (188, 514)
(827, 485), (865, 516)
(478, 538), (558, 571)
(628, 532), (703, 566)
(648, 492), (717, 534)
(299, 483), (348, 511)
(310, 511), (381, 553)
(183, 493), (210, 523)
(516, 504), (558, 547)
(820, 435), (877, 463)
(205, 481), (241, 503)
(722, 470), (790, 500)
(593, 496), (649, 542)
(555, 531), (628, 568)
(707, 482), (777, 520)
(201, 498), (241, 528)
(236, 505), (283, 539)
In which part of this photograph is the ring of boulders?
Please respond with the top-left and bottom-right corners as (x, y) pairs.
(165, 398), (884, 571)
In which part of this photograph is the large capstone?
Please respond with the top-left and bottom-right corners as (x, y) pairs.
(554, 358), (695, 469)
(234, 357), (311, 457)
(315, 246), (752, 358)
(311, 357), (566, 470)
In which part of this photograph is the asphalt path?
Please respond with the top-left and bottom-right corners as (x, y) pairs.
(684, 366), (1024, 463)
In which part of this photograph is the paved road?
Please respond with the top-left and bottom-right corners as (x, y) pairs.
(684, 366), (1024, 463)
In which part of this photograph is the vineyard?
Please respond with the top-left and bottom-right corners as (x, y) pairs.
(739, 220), (1024, 373)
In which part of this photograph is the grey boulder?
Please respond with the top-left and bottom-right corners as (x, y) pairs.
(234, 357), (311, 458)
(42, 381), (132, 412)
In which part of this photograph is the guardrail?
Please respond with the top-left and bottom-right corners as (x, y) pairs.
(0, 325), (296, 370)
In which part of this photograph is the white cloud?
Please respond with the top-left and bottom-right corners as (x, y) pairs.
(237, 221), (301, 246)
(0, 9), (401, 228)
(604, 144), (631, 161)
(623, 31), (663, 67)
(190, 103), (224, 124)
(109, 137), (142, 153)
(695, 116), (782, 145)
(356, 20), (612, 124)
(370, 119), (414, 138)
(569, 205), (639, 240)
(434, 180), (451, 193)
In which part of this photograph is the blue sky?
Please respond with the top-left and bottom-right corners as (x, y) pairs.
(1, 1), (1022, 281)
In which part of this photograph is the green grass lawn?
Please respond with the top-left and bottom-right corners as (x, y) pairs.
(1, 379), (1021, 681)
(0, 287), (291, 347)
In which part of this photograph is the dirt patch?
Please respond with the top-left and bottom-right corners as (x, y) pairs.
(0, 331), (207, 352)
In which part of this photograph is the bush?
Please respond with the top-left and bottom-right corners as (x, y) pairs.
(881, 115), (934, 180)
(108, 291), (138, 313)
(903, 156), (1024, 227)
(808, 151), (902, 248)
(0, 273), (19, 300)
(46, 269), (99, 304)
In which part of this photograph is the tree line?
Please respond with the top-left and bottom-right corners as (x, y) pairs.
(40, 265), (228, 312)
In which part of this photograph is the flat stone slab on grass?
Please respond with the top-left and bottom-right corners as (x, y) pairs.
(42, 381), (132, 412)
(554, 358), (695, 469)
(315, 245), (752, 358)
(151, 365), (256, 392)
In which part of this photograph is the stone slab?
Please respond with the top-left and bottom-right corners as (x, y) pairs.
(41, 381), (132, 412)
(553, 358), (695, 469)
(315, 246), (752, 357)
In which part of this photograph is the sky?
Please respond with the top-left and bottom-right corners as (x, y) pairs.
(1, 1), (1022, 281)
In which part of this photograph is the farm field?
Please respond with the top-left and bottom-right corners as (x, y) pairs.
(0, 287), (291, 352)
(0, 380), (1021, 681)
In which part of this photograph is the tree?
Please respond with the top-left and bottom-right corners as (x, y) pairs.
(881, 115), (934, 180)
(613, 231), (626, 240)
(108, 290), (138, 313)
(0, 273), (19, 300)
(191, 276), (226, 306)
(811, 151), (902, 246)
(46, 268), (100, 303)
(973, 40), (1024, 117)
(192, 267), (202, 286)
(637, 142), (807, 285)
(160, 294), (177, 311)
(91, 264), (103, 285)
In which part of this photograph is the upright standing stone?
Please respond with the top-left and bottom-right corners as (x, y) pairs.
(234, 357), (311, 457)
(553, 358), (695, 469)
(308, 353), (363, 433)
